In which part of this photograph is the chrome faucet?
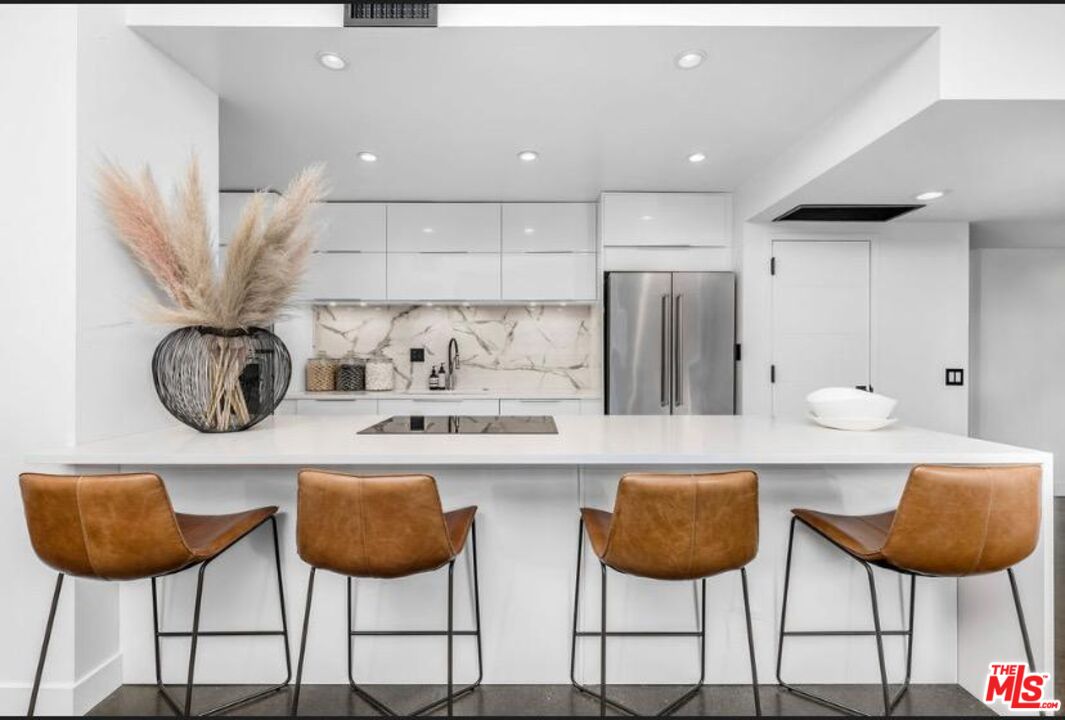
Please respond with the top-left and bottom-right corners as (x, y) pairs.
(446, 338), (459, 390)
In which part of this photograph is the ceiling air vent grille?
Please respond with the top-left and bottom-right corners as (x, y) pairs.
(344, 3), (438, 27)
(773, 204), (924, 222)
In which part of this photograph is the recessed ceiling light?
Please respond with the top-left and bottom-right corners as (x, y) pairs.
(356, 151), (378, 163)
(422, 227), (434, 234)
(915, 190), (948, 201)
(517, 150), (539, 162)
(687, 152), (707, 163)
(675, 50), (706, 70)
(317, 51), (347, 71)
(523, 227), (535, 235)
(640, 215), (654, 221)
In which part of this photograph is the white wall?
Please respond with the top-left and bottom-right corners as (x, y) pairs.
(75, 4), (219, 443)
(0, 5), (79, 715)
(0, 5), (220, 714)
(970, 221), (1065, 494)
(740, 220), (970, 434)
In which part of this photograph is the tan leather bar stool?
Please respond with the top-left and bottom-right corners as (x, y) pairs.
(777, 464), (1042, 717)
(571, 471), (761, 717)
(19, 472), (291, 717)
(291, 470), (482, 717)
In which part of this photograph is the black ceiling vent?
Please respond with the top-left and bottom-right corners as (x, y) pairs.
(344, 3), (437, 26)
(773, 204), (924, 222)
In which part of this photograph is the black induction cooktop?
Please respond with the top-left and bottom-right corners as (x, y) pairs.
(358, 415), (558, 435)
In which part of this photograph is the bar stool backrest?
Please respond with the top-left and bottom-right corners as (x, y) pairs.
(603, 471), (758, 580)
(19, 472), (195, 580)
(881, 464), (1041, 576)
(297, 470), (455, 578)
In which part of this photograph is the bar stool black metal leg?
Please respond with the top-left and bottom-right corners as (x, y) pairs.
(27, 573), (64, 717)
(600, 561), (607, 718)
(741, 568), (762, 716)
(569, 518), (584, 688)
(183, 561), (210, 717)
(1007, 568), (1045, 717)
(777, 518), (916, 717)
(269, 516), (293, 686)
(291, 567), (316, 716)
(446, 560), (455, 717)
(775, 516), (797, 689)
(863, 562), (891, 716)
(470, 520), (484, 686)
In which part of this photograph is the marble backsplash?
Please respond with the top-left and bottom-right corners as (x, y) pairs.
(313, 304), (599, 393)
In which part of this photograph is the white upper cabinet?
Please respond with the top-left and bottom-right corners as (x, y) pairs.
(387, 253), (501, 301)
(314, 203), (386, 252)
(601, 192), (731, 247)
(387, 203), (501, 252)
(502, 203), (596, 252)
(501, 253), (597, 301)
(304, 253), (387, 301)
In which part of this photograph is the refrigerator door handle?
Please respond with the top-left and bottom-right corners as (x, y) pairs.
(674, 294), (683, 406)
(660, 294), (670, 407)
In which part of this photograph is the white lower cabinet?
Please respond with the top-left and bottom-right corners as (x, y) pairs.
(501, 253), (596, 301)
(387, 253), (501, 301)
(377, 398), (500, 416)
(296, 399), (380, 415)
(499, 399), (582, 416)
(304, 253), (386, 300)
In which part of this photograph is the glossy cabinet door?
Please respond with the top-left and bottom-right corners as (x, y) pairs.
(601, 192), (731, 247)
(387, 253), (501, 301)
(315, 203), (386, 252)
(387, 203), (501, 252)
(499, 399), (582, 416)
(502, 203), (596, 252)
(304, 253), (387, 300)
(501, 253), (596, 301)
(377, 398), (500, 416)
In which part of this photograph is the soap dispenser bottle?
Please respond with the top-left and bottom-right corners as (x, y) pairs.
(428, 365), (439, 391)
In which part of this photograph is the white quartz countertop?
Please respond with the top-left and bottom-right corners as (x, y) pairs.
(31, 415), (1050, 467)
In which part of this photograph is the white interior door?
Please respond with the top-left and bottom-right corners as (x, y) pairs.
(771, 240), (871, 418)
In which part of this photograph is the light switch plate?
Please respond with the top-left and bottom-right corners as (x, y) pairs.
(410, 347), (425, 363)
(945, 368), (964, 386)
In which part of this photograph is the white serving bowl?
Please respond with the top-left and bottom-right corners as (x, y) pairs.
(806, 387), (897, 420)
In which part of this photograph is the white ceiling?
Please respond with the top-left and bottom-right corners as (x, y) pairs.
(136, 25), (932, 201)
(763, 100), (1065, 223)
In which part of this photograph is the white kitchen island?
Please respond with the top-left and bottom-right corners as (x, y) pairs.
(32, 415), (1052, 711)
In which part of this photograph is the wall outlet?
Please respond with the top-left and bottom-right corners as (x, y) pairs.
(945, 368), (964, 386)
(410, 347), (425, 363)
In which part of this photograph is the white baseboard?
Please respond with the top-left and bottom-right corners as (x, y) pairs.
(0, 652), (122, 717)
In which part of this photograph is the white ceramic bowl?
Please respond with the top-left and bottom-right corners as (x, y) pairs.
(806, 387), (897, 420)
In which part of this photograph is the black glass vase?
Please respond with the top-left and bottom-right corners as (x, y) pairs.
(152, 326), (291, 433)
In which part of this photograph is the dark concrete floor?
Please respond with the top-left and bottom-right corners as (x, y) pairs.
(88, 499), (1065, 717)
(88, 683), (993, 717)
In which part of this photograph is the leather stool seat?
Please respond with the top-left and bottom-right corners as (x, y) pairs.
(790, 508), (895, 563)
(176, 508), (279, 564)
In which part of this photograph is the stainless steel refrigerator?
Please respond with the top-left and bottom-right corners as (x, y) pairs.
(605, 272), (735, 415)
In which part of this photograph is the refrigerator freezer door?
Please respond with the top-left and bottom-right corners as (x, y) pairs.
(605, 272), (673, 415)
(671, 272), (735, 414)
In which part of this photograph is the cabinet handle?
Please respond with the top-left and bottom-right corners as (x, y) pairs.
(661, 294), (670, 407)
(674, 294), (683, 406)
